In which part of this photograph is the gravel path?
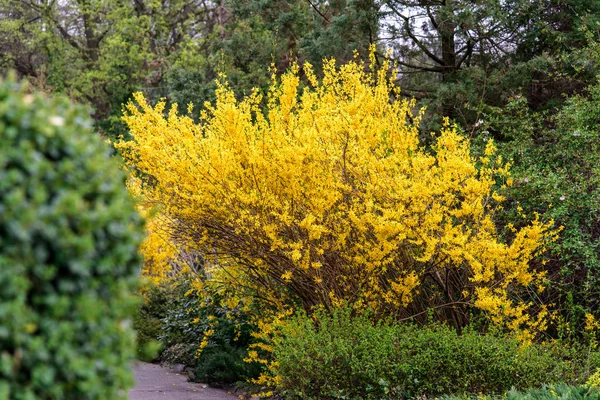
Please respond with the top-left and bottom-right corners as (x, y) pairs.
(129, 362), (239, 400)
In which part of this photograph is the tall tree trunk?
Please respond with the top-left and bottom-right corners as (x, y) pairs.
(79, 0), (100, 63)
(439, 0), (457, 118)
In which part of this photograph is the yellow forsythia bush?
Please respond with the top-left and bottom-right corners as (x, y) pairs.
(117, 58), (556, 339)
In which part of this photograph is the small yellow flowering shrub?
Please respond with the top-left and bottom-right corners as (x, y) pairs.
(117, 58), (556, 337)
(588, 369), (600, 388)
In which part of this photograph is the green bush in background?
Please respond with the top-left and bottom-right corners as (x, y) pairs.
(273, 309), (595, 400)
(470, 81), (600, 335)
(135, 275), (261, 387)
(0, 76), (143, 399)
(160, 276), (261, 387)
(133, 282), (168, 362)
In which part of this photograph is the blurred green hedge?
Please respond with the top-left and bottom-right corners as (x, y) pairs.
(0, 76), (143, 399)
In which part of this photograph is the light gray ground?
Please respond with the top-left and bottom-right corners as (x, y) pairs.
(129, 362), (239, 400)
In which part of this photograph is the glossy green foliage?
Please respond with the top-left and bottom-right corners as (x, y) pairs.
(0, 77), (143, 399)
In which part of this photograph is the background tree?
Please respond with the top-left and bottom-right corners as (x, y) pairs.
(0, 1), (141, 120)
(0, 0), (221, 134)
(0, 0), (381, 132)
(372, 0), (600, 127)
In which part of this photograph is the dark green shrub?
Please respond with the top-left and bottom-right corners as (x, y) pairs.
(155, 275), (261, 386)
(273, 309), (572, 399)
(192, 344), (262, 387)
(133, 282), (170, 362)
(472, 83), (600, 337)
(0, 76), (143, 399)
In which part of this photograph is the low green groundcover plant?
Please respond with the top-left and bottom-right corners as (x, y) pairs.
(0, 76), (143, 399)
(443, 385), (600, 400)
(271, 308), (597, 399)
(438, 385), (600, 400)
(506, 385), (600, 400)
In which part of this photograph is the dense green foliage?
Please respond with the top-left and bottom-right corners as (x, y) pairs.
(470, 78), (600, 337)
(271, 309), (597, 399)
(3, 0), (599, 130)
(135, 276), (261, 386)
(0, 76), (143, 399)
(133, 283), (169, 362)
(0, 0), (376, 134)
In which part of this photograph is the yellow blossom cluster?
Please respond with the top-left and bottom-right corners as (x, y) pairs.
(117, 57), (556, 337)
(126, 177), (178, 283)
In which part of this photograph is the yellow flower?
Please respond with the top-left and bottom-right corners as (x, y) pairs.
(586, 313), (600, 331)
(118, 54), (556, 342)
